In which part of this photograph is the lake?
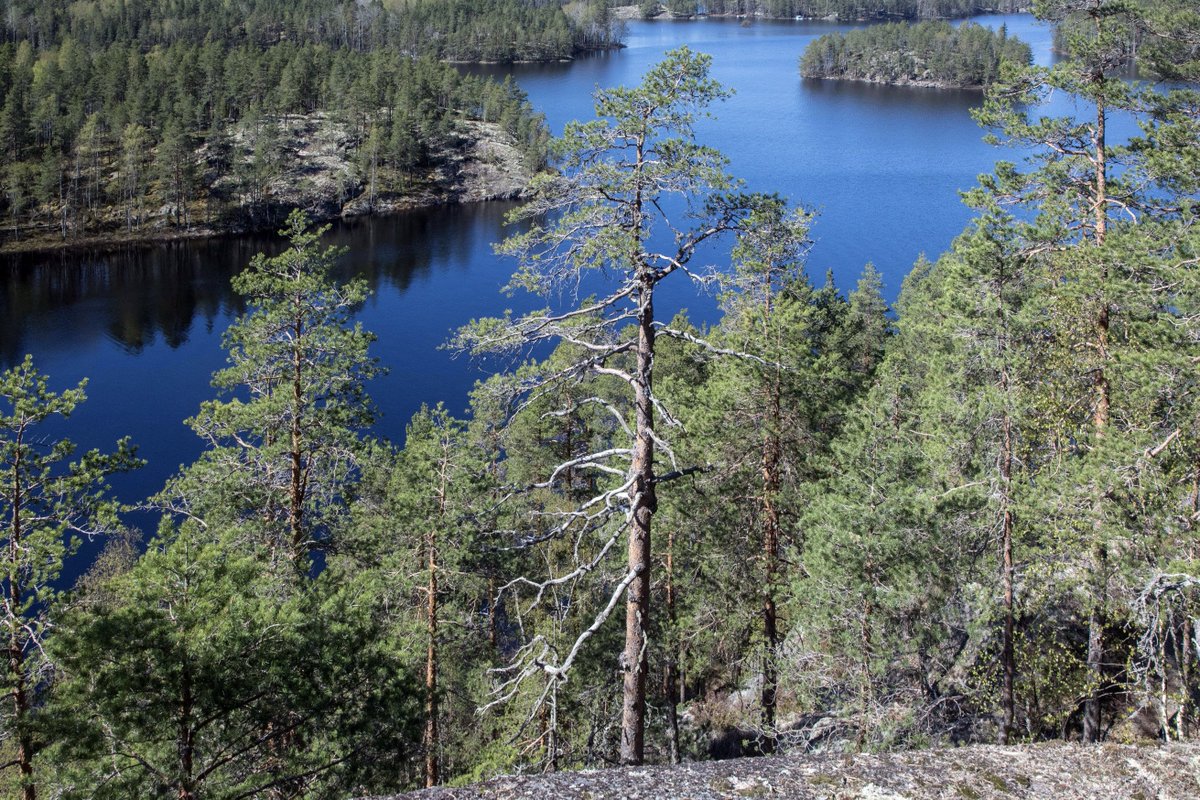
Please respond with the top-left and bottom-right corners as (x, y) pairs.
(0, 14), (1103, 508)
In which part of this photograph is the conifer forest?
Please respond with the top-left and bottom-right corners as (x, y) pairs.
(2, 0), (1200, 798)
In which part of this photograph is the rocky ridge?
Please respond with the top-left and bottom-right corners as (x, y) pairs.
(368, 743), (1200, 799)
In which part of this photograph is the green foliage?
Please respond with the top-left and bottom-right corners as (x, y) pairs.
(159, 210), (378, 569)
(652, 200), (885, 751)
(785, 0), (1200, 749)
(0, 356), (140, 796)
(47, 520), (421, 798)
(0, 24), (552, 244)
(701, 0), (1024, 20)
(13, 4), (1200, 789)
(1, 0), (618, 60)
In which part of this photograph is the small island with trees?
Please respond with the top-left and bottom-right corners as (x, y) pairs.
(800, 21), (1032, 88)
(633, 0), (1026, 22)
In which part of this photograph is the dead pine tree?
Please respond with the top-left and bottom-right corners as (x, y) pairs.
(457, 47), (778, 766)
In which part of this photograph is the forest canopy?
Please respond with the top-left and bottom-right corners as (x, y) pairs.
(1, 0), (619, 60)
(653, 0), (1026, 21)
(0, 0), (598, 249)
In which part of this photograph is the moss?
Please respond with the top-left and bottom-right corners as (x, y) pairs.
(956, 785), (981, 800)
(980, 771), (1010, 792)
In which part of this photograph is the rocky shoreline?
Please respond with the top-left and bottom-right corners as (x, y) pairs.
(368, 742), (1200, 799)
(800, 74), (990, 90)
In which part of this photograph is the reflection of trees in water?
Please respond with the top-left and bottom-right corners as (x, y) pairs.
(799, 76), (981, 111)
(0, 240), (250, 366)
(0, 202), (519, 369)
(327, 201), (518, 295)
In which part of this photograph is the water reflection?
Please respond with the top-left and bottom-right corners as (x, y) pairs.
(0, 202), (520, 371)
(799, 77), (984, 109)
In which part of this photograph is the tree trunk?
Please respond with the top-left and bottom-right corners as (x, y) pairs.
(425, 456), (448, 788)
(289, 307), (306, 563)
(178, 660), (196, 800)
(1000, 410), (1015, 745)
(1178, 613), (1191, 740)
(487, 576), (498, 650)
(760, 277), (782, 754)
(761, 412), (781, 753)
(664, 527), (680, 765)
(8, 452), (34, 800)
(621, 276), (655, 766)
(1083, 36), (1110, 743)
(425, 525), (439, 787)
(1083, 546), (1108, 743)
(997, 250), (1016, 745)
(857, 588), (874, 750)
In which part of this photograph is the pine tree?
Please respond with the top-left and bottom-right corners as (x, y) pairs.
(0, 357), (139, 800)
(47, 520), (421, 799)
(158, 210), (379, 572)
(453, 48), (774, 764)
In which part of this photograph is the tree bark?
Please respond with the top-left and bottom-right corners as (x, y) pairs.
(424, 525), (439, 788)
(996, 255), (1016, 746)
(8, 433), (34, 800)
(178, 659), (195, 800)
(1082, 545), (1108, 743)
(1000, 410), (1015, 745)
(760, 273), (782, 755)
(1083, 26), (1109, 742)
(621, 276), (655, 766)
(857, 588), (874, 750)
(289, 304), (306, 563)
(760, 391), (781, 753)
(664, 526), (680, 765)
(425, 455), (448, 788)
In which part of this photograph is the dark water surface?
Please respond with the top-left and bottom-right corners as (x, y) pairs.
(2, 14), (1109, 507)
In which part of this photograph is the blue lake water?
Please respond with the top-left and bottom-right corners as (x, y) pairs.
(0, 14), (1118, 510)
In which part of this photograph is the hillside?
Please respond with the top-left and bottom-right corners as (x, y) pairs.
(0, 3), (562, 254)
(373, 743), (1200, 800)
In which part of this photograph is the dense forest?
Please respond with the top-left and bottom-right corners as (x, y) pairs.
(800, 20), (1031, 86)
(0, 0), (619, 60)
(0, 0), (625, 250)
(3, 0), (1200, 799)
(647, 0), (1026, 21)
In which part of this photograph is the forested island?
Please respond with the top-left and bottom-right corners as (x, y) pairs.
(0, 0), (624, 252)
(4, 1), (1200, 799)
(800, 20), (1031, 86)
(636, 0), (1026, 22)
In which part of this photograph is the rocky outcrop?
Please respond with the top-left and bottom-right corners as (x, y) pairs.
(368, 743), (1200, 799)
(1, 115), (534, 255)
